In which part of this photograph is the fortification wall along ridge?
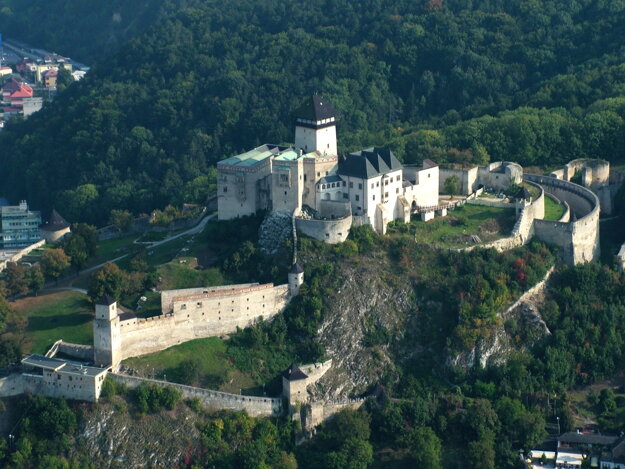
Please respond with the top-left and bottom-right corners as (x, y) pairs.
(111, 374), (282, 417)
(115, 283), (289, 361)
(525, 174), (600, 265)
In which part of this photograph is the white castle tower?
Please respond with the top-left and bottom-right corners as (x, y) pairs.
(288, 262), (304, 297)
(294, 94), (338, 156)
(93, 295), (122, 368)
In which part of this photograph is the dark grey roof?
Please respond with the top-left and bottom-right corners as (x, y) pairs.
(22, 354), (106, 377)
(559, 432), (618, 446)
(294, 94), (338, 129)
(22, 354), (66, 371)
(339, 147), (402, 180)
(97, 294), (116, 306)
(318, 175), (343, 185)
(290, 262), (304, 274)
(283, 363), (308, 381)
(41, 209), (70, 231)
(423, 159), (438, 168)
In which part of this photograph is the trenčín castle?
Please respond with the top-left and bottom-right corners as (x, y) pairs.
(217, 94), (440, 241)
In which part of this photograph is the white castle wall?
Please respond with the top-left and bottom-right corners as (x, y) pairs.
(115, 283), (290, 362)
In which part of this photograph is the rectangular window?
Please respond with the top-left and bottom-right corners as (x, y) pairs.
(396, 188), (399, 193)
(384, 192), (388, 198)
(376, 182), (380, 187)
(355, 195), (360, 201)
(358, 183), (363, 189)
(223, 186), (227, 193)
(349, 182), (353, 188)
(343, 181), (346, 187)
(372, 195), (375, 201)
(371, 183), (374, 189)
(181, 304), (187, 310)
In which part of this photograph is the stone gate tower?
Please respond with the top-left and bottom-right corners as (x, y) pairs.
(93, 295), (122, 368)
(294, 94), (338, 156)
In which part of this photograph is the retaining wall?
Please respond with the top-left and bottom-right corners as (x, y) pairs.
(308, 399), (365, 428)
(295, 215), (352, 244)
(111, 374), (282, 417)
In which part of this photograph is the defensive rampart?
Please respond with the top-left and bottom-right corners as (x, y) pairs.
(525, 174), (600, 265)
(116, 283), (289, 361)
(295, 215), (352, 244)
(111, 373), (282, 417)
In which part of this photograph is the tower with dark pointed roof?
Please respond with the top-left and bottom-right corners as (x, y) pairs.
(293, 94), (338, 156)
(282, 363), (309, 405)
(41, 209), (71, 243)
(288, 262), (304, 297)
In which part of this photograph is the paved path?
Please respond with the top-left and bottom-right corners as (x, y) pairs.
(43, 213), (216, 290)
(41, 287), (88, 294)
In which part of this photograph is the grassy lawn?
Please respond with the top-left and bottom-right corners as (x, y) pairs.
(543, 195), (566, 221)
(157, 257), (227, 290)
(11, 290), (93, 354)
(389, 204), (516, 248)
(93, 235), (138, 264)
(522, 181), (541, 199)
(123, 337), (257, 394)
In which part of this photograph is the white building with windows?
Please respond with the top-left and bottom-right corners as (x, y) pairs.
(217, 94), (442, 241)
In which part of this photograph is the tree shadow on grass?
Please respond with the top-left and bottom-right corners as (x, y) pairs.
(27, 313), (92, 332)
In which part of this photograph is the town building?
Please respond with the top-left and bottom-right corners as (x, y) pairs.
(43, 68), (57, 88)
(0, 200), (41, 248)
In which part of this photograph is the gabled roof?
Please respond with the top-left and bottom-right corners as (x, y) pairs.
(283, 363), (308, 381)
(2, 77), (23, 93)
(423, 159), (438, 169)
(289, 262), (304, 274)
(41, 209), (70, 231)
(10, 85), (33, 99)
(338, 147), (402, 180)
(559, 432), (618, 446)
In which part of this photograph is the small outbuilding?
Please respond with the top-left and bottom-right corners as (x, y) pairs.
(41, 209), (71, 243)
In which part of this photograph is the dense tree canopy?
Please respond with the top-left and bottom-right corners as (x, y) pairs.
(1, 0), (625, 223)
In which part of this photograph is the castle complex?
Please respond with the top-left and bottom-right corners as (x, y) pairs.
(217, 94), (439, 240)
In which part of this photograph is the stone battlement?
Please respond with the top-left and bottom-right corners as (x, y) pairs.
(172, 283), (275, 304)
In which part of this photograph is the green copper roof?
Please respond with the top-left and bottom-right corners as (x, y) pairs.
(273, 150), (300, 161)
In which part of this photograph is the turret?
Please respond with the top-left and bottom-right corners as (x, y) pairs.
(288, 262), (304, 297)
(282, 363), (309, 407)
(93, 295), (122, 368)
(294, 94), (338, 156)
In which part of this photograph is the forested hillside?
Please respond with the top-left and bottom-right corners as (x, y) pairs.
(1, 0), (625, 224)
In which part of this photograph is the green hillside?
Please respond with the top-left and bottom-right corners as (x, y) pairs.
(1, 0), (625, 223)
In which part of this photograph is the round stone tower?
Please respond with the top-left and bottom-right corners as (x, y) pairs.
(288, 262), (304, 297)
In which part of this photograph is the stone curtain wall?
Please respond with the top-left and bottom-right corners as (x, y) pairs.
(439, 167), (479, 195)
(525, 174), (600, 265)
(58, 342), (94, 361)
(308, 399), (365, 428)
(0, 374), (25, 397)
(0, 239), (45, 272)
(111, 374), (282, 417)
(118, 283), (290, 361)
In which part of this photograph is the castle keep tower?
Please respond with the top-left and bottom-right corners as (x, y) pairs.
(294, 94), (338, 156)
(288, 262), (304, 297)
(93, 295), (122, 368)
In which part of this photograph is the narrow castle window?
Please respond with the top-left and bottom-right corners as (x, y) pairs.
(223, 187), (228, 193)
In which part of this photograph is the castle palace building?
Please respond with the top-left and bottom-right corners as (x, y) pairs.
(217, 94), (440, 241)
